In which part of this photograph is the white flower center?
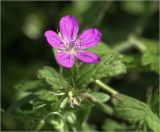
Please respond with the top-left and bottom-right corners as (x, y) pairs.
(64, 39), (81, 54)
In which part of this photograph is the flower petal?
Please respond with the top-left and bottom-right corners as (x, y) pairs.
(56, 52), (74, 68)
(45, 30), (64, 49)
(78, 28), (102, 49)
(75, 50), (100, 64)
(60, 15), (79, 43)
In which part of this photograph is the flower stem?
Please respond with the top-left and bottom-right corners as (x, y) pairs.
(59, 66), (66, 89)
(75, 62), (80, 76)
(95, 80), (118, 95)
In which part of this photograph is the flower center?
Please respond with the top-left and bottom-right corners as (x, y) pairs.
(61, 38), (81, 55)
(65, 42), (78, 54)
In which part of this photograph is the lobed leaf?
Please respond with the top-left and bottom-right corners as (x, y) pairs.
(83, 92), (112, 115)
(86, 92), (110, 103)
(140, 38), (159, 74)
(15, 80), (45, 91)
(73, 102), (92, 130)
(102, 118), (132, 131)
(112, 93), (160, 132)
(112, 94), (147, 122)
(35, 90), (58, 102)
(37, 66), (69, 90)
(142, 53), (159, 74)
(145, 108), (160, 132)
(149, 88), (159, 115)
(76, 54), (127, 88)
(94, 102), (113, 115)
(63, 112), (76, 125)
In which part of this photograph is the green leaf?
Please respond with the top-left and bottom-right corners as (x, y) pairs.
(88, 92), (110, 103)
(63, 112), (76, 125)
(145, 108), (160, 132)
(102, 118), (129, 131)
(82, 123), (96, 131)
(94, 102), (113, 115)
(112, 93), (160, 131)
(7, 94), (36, 112)
(112, 94), (147, 122)
(139, 38), (158, 53)
(35, 90), (58, 102)
(60, 97), (68, 109)
(74, 102), (92, 130)
(140, 38), (159, 74)
(15, 80), (45, 91)
(77, 54), (127, 88)
(37, 66), (69, 90)
(52, 48), (57, 57)
(87, 42), (112, 55)
(121, 54), (149, 73)
(32, 119), (45, 131)
(83, 92), (112, 114)
(149, 89), (159, 115)
(142, 53), (159, 74)
(112, 94), (148, 109)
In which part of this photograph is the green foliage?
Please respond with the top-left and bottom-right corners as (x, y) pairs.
(149, 89), (159, 115)
(142, 53), (159, 73)
(102, 118), (134, 131)
(141, 38), (159, 74)
(87, 92), (110, 103)
(83, 92), (113, 114)
(112, 94), (147, 122)
(87, 42), (112, 55)
(112, 93), (160, 132)
(73, 103), (92, 130)
(35, 90), (58, 102)
(145, 108), (160, 132)
(2, 1), (159, 131)
(7, 52), (125, 131)
(6, 39), (159, 131)
(15, 80), (45, 91)
(37, 66), (69, 90)
(76, 53), (127, 88)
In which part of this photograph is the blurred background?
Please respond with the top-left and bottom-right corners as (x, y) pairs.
(1, 1), (159, 131)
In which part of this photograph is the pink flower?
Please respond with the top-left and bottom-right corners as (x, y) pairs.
(45, 15), (102, 68)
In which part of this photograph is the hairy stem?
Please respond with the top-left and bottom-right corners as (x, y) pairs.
(59, 66), (66, 89)
(95, 80), (118, 95)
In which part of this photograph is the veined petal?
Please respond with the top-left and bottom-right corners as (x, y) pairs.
(75, 50), (100, 64)
(78, 28), (102, 49)
(60, 15), (79, 43)
(45, 30), (64, 49)
(56, 52), (74, 68)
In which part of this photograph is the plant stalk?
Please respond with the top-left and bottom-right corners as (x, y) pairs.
(95, 80), (118, 95)
(113, 35), (146, 53)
